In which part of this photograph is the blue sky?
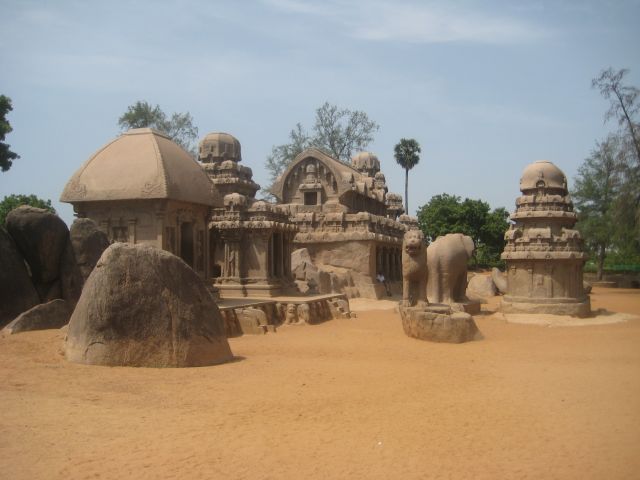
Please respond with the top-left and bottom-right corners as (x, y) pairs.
(1, 0), (639, 225)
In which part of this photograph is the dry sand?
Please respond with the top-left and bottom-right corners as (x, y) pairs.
(1, 286), (639, 479)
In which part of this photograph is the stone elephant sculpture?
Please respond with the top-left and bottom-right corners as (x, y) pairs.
(426, 233), (474, 305)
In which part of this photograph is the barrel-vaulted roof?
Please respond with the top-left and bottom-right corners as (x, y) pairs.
(270, 148), (378, 203)
(61, 128), (218, 206)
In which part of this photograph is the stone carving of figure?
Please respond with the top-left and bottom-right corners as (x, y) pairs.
(402, 229), (428, 307)
(426, 233), (474, 305)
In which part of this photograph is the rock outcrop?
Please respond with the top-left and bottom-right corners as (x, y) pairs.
(70, 218), (110, 282)
(0, 228), (40, 327)
(65, 243), (233, 367)
(491, 268), (507, 294)
(6, 206), (70, 301)
(3, 299), (71, 334)
(466, 274), (497, 300)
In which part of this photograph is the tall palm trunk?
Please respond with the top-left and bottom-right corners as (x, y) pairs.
(405, 167), (409, 214)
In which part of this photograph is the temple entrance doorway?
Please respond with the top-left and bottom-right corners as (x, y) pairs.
(180, 222), (194, 267)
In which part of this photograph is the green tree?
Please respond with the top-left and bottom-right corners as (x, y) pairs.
(0, 95), (20, 172)
(592, 68), (640, 164)
(572, 136), (624, 280)
(118, 101), (199, 156)
(417, 194), (509, 268)
(393, 138), (421, 214)
(265, 102), (379, 189)
(0, 194), (55, 227)
(592, 68), (640, 245)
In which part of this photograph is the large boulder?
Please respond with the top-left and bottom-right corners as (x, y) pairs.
(5, 206), (69, 297)
(3, 299), (71, 334)
(60, 240), (83, 307)
(0, 229), (40, 327)
(65, 243), (233, 367)
(466, 274), (497, 300)
(70, 218), (110, 282)
(491, 268), (507, 294)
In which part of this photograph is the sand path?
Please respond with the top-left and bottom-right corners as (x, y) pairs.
(0, 287), (639, 479)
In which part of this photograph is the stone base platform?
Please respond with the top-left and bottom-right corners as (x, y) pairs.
(501, 295), (591, 318)
(399, 304), (482, 344)
(217, 294), (351, 336)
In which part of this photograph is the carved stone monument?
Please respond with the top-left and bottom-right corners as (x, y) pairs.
(271, 148), (413, 298)
(398, 232), (481, 344)
(501, 160), (591, 316)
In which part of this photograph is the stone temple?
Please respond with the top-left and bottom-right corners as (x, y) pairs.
(61, 128), (414, 300)
(501, 160), (590, 316)
(271, 148), (415, 298)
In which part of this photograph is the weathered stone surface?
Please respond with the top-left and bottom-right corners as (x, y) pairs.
(402, 229), (427, 306)
(400, 306), (481, 343)
(70, 218), (110, 282)
(285, 303), (298, 324)
(491, 268), (507, 294)
(583, 282), (592, 294)
(291, 248), (312, 273)
(60, 239), (83, 307)
(4, 299), (71, 334)
(466, 274), (497, 300)
(501, 161), (590, 316)
(427, 233), (475, 305)
(297, 304), (310, 324)
(0, 228), (40, 328)
(294, 279), (310, 294)
(236, 308), (268, 335)
(65, 243), (233, 367)
(5, 206), (69, 289)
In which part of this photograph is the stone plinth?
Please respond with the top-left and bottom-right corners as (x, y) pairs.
(399, 304), (482, 343)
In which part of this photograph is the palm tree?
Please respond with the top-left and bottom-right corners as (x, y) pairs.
(394, 138), (421, 214)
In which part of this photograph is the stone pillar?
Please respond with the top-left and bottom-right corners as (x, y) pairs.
(154, 213), (163, 250)
(383, 247), (390, 278)
(127, 219), (137, 244)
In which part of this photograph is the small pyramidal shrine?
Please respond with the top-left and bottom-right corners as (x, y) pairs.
(501, 160), (591, 316)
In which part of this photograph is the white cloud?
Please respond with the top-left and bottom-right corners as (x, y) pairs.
(262, 0), (549, 44)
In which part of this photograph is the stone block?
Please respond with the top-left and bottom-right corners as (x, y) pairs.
(399, 305), (482, 343)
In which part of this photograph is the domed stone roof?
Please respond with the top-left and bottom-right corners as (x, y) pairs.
(199, 132), (241, 163)
(351, 151), (380, 176)
(519, 160), (567, 193)
(61, 128), (216, 206)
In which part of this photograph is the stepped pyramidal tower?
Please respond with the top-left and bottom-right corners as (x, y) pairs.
(501, 160), (591, 317)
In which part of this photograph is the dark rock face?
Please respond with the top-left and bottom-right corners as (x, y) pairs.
(65, 243), (233, 367)
(69, 218), (110, 282)
(0, 228), (40, 327)
(60, 240), (83, 307)
(3, 299), (71, 334)
(5, 206), (70, 295)
(399, 305), (482, 343)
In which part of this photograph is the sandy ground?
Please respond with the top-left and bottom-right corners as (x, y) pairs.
(1, 287), (639, 480)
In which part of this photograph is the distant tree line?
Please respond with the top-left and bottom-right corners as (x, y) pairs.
(417, 194), (509, 269)
(573, 68), (640, 279)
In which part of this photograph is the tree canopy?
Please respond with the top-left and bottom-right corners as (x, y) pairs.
(265, 102), (379, 191)
(0, 95), (20, 172)
(0, 194), (55, 227)
(417, 193), (509, 268)
(578, 67), (640, 269)
(118, 101), (199, 157)
(393, 138), (421, 214)
(572, 136), (624, 279)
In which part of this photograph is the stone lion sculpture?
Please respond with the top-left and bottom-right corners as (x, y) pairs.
(426, 233), (474, 305)
(401, 229), (428, 307)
